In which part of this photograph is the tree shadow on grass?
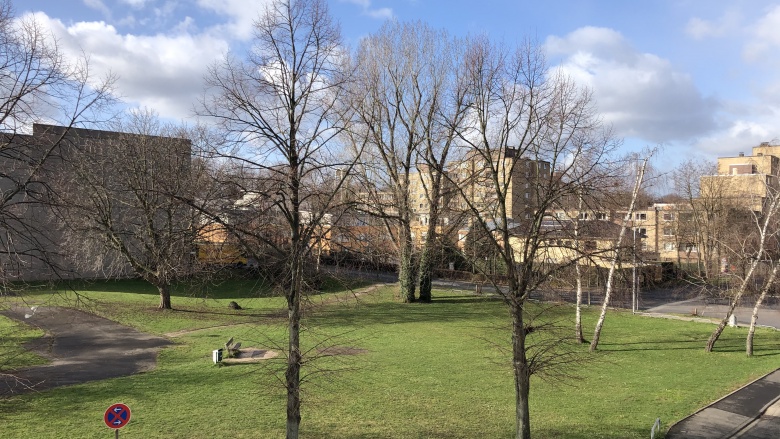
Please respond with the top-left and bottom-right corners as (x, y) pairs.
(169, 307), (285, 320)
(429, 294), (503, 304)
(598, 336), (780, 356)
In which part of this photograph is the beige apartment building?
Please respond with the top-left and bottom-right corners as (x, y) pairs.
(390, 149), (553, 250)
(700, 142), (780, 213)
(549, 203), (694, 264)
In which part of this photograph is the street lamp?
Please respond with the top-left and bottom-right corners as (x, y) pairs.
(632, 228), (647, 314)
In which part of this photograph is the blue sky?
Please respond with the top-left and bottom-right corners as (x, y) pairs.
(18, 0), (780, 161)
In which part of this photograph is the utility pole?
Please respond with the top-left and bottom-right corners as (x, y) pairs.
(632, 228), (637, 314)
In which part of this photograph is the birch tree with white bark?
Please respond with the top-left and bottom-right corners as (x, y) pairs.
(589, 156), (648, 352)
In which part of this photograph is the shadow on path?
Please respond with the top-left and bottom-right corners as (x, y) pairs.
(0, 306), (172, 396)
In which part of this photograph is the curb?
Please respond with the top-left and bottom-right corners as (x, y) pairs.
(729, 382), (780, 439)
(666, 368), (780, 439)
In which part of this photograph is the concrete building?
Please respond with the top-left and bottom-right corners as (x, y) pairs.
(700, 142), (780, 213)
(0, 124), (192, 281)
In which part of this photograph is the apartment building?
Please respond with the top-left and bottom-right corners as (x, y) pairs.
(700, 142), (780, 213)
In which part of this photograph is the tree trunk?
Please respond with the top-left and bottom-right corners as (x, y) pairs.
(417, 244), (434, 303)
(157, 284), (172, 310)
(511, 300), (531, 439)
(399, 228), (416, 303)
(591, 158), (648, 352)
(286, 254), (303, 439)
(708, 193), (780, 351)
(418, 209), (440, 303)
(589, 262), (617, 352)
(747, 262), (779, 356)
(706, 258), (760, 352)
(575, 262), (584, 343)
(574, 195), (584, 343)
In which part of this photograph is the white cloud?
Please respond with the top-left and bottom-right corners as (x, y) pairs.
(121, 0), (152, 8)
(27, 11), (229, 121)
(340, 0), (393, 21)
(83, 0), (111, 19)
(743, 5), (780, 61)
(546, 27), (718, 144)
(685, 9), (741, 40)
(366, 7), (392, 20)
(196, 0), (272, 40)
(675, 5), (780, 156)
(691, 119), (776, 157)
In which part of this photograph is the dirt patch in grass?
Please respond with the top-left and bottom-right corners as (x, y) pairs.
(221, 348), (280, 364)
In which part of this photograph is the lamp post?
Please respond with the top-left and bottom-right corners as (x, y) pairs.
(632, 228), (646, 313)
(632, 228), (637, 314)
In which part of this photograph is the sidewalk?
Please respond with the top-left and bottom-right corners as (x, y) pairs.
(644, 299), (780, 438)
(666, 369), (780, 439)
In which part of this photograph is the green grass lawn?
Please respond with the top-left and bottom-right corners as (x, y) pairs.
(0, 317), (46, 372)
(2, 280), (780, 438)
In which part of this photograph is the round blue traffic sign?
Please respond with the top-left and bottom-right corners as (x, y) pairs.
(104, 403), (131, 429)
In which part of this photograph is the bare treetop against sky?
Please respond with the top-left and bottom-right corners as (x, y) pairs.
(18, 0), (780, 159)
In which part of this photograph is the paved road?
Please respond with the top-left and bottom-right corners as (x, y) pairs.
(646, 297), (780, 329)
(0, 306), (172, 396)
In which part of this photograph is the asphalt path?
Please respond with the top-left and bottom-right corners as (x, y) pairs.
(0, 306), (172, 396)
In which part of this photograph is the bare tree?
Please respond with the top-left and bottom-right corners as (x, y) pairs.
(673, 158), (724, 278)
(348, 21), (468, 302)
(197, 1), (354, 437)
(348, 21), (422, 303)
(0, 0), (115, 285)
(53, 111), (197, 310)
(449, 36), (616, 439)
(589, 156), (648, 352)
(705, 191), (780, 352)
(747, 259), (780, 356)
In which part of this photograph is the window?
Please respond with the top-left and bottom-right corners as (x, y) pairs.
(584, 241), (597, 253)
(524, 192), (530, 199)
(663, 242), (676, 251)
(556, 212), (566, 219)
(635, 213), (647, 220)
(663, 213), (674, 221)
(635, 227), (646, 236)
(596, 212), (607, 220)
(685, 243), (698, 253)
(579, 212), (589, 220)
(663, 228), (674, 236)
